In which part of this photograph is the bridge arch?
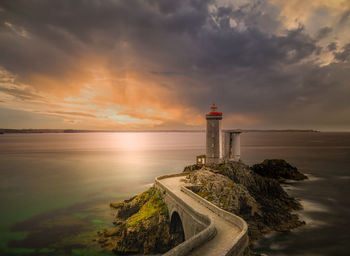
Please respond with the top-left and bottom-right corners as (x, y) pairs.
(170, 211), (185, 242)
(155, 173), (249, 256)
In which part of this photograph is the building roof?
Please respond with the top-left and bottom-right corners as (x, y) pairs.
(208, 104), (222, 115)
(209, 112), (222, 115)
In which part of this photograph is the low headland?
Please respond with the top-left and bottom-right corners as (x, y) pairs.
(97, 159), (307, 255)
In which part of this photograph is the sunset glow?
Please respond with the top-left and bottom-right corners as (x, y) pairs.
(0, 0), (349, 131)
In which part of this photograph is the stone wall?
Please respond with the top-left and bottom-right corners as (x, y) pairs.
(155, 174), (216, 256)
(181, 186), (249, 256)
(155, 173), (249, 256)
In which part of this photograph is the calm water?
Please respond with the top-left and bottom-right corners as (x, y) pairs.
(0, 132), (349, 256)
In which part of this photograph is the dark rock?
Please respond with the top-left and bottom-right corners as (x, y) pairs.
(187, 161), (305, 242)
(186, 169), (260, 217)
(99, 160), (307, 254)
(251, 159), (308, 182)
(183, 164), (203, 172)
(98, 187), (183, 254)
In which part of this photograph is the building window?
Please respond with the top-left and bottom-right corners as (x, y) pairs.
(196, 155), (206, 165)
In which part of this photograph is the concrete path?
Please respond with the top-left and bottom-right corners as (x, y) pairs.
(159, 175), (241, 256)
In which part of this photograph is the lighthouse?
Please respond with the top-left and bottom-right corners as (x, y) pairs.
(206, 104), (223, 164)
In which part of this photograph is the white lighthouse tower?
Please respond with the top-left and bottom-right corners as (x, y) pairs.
(206, 104), (223, 164)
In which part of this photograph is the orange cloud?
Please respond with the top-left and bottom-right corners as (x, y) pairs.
(0, 65), (206, 129)
(270, 0), (350, 31)
(223, 113), (263, 128)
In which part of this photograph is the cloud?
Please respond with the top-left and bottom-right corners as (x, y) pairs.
(0, 0), (349, 130)
(316, 27), (332, 40)
(327, 42), (337, 51)
(37, 111), (97, 118)
(4, 21), (29, 38)
(339, 9), (350, 26)
(334, 43), (350, 62)
(0, 84), (46, 102)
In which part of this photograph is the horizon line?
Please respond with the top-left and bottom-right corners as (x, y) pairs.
(0, 128), (340, 134)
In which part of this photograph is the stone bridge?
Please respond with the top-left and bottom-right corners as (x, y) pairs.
(155, 173), (249, 256)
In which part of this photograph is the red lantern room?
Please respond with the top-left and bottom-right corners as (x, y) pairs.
(209, 104), (222, 116)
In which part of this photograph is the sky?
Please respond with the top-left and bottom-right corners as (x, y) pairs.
(0, 0), (349, 131)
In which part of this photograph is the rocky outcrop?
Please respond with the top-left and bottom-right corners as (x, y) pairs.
(97, 187), (183, 254)
(183, 164), (203, 173)
(184, 161), (305, 241)
(98, 160), (306, 254)
(251, 159), (308, 182)
(186, 169), (261, 217)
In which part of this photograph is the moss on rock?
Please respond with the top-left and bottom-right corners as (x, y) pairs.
(126, 188), (168, 227)
(97, 187), (182, 254)
(98, 159), (306, 255)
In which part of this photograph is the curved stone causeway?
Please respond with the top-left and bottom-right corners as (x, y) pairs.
(155, 173), (249, 256)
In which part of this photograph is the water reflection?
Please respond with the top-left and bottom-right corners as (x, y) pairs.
(0, 132), (350, 255)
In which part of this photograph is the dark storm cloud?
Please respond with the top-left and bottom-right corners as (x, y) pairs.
(194, 26), (316, 72)
(0, 0), (315, 76)
(316, 27), (332, 40)
(0, 0), (349, 129)
(328, 42), (337, 51)
(339, 9), (350, 26)
(334, 43), (350, 62)
(0, 0), (212, 80)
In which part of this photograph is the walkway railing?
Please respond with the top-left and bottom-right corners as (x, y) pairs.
(181, 186), (248, 256)
(155, 174), (216, 256)
(155, 173), (249, 256)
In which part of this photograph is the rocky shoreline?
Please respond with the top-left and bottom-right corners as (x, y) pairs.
(97, 159), (307, 255)
(97, 187), (183, 254)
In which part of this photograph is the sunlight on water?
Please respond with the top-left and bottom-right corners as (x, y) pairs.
(0, 131), (350, 255)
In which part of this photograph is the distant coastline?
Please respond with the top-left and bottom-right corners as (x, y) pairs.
(0, 129), (321, 134)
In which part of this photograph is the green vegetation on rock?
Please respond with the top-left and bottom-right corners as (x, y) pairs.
(38, 248), (55, 253)
(99, 159), (306, 255)
(126, 188), (168, 227)
(98, 186), (182, 254)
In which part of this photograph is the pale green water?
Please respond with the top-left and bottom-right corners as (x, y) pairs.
(0, 132), (203, 256)
(0, 132), (349, 255)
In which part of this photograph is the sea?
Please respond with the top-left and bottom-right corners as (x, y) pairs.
(0, 132), (349, 256)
